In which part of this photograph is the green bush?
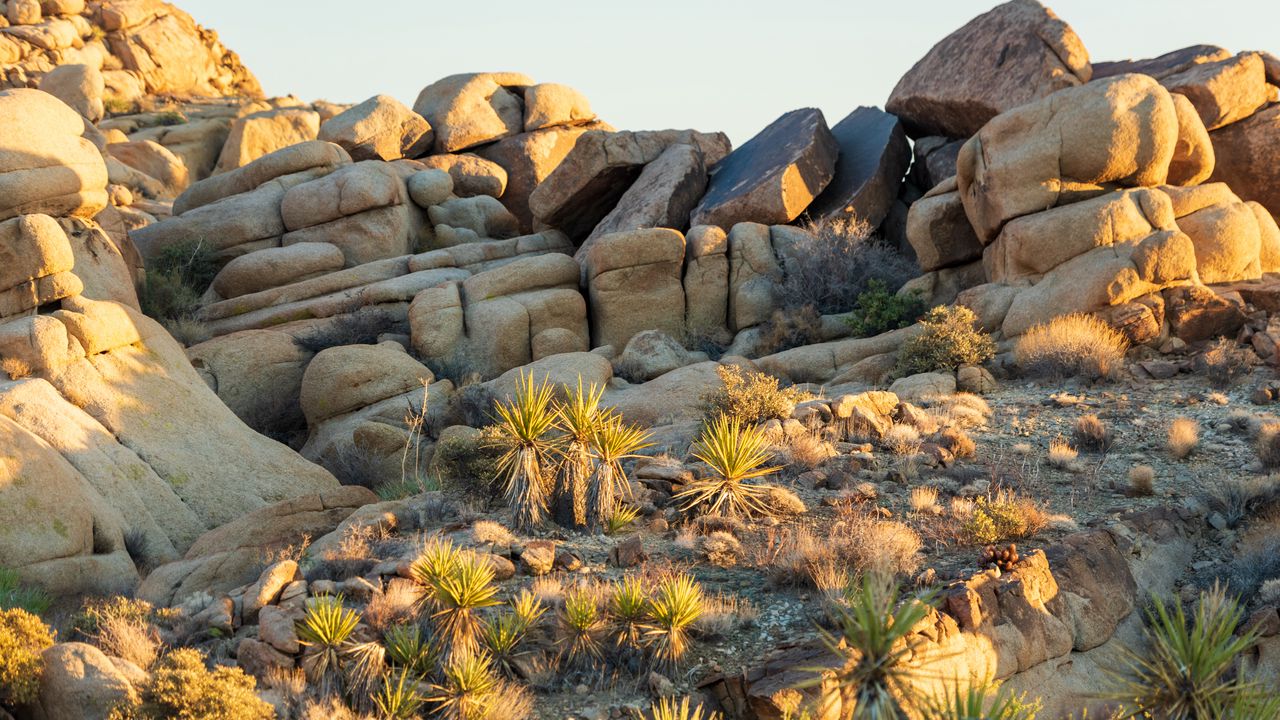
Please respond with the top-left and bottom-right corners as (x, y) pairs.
(138, 240), (219, 324)
(0, 568), (50, 615)
(434, 425), (505, 501)
(112, 648), (274, 720)
(0, 608), (55, 707)
(845, 279), (927, 338)
(895, 305), (995, 376)
(700, 364), (809, 425)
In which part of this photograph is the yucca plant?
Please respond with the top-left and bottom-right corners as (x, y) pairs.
(427, 549), (501, 657)
(807, 573), (934, 720)
(608, 575), (650, 653)
(296, 594), (361, 688)
(605, 504), (643, 535)
(345, 640), (388, 711)
(493, 372), (559, 530)
(427, 651), (500, 720)
(1104, 584), (1279, 718)
(408, 536), (463, 605)
(675, 416), (778, 518)
(559, 585), (604, 665)
(645, 574), (704, 668)
(644, 695), (723, 720)
(373, 667), (427, 719)
(587, 415), (653, 530)
(384, 623), (441, 677)
(921, 683), (1040, 719)
(553, 377), (609, 528)
(481, 592), (545, 680)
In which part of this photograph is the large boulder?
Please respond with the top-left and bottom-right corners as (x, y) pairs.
(475, 121), (610, 230)
(529, 129), (730, 241)
(173, 140), (351, 215)
(584, 228), (687, 349)
(37, 63), (104, 122)
(210, 242), (346, 300)
(418, 153), (507, 198)
(35, 643), (137, 720)
(907, 178), (983, 272)
(885, 0), (1091, 138)
(581, 142), (708, 258)
(216, 107), (321, 173)
(0, 88), (108, 221)
(106, 140), (190, 198)
(683, 225), (731, 339)
(301, 343), (433, 426)
(188, 326), (315, 434)
(523, 82), (595, 131)
(807, 106), (910, 227)
(1163, 182), (1276, 282)
(413, 72), (533, 153)
(318, 94), (434, 162)
(1208, 103), (1280, 221)
(956, 74), (1181, 243)
(689, 108), (837, 229)
(727, 223), (783, 332)
(0, 214), (81, 318)
(1159, 52), (1271, 131)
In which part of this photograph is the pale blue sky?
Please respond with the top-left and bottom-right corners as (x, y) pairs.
(184, 0), (1280, 144)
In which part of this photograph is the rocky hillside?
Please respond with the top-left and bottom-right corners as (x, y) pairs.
(5, 0), (1280, 718)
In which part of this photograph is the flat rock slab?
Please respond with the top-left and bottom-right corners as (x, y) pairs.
(579, 142), (707, 259)
(1209, 103), (1280, 219)
(886, 0), (1091, 138)
(689, 107), (837, 229)
(1092, 45), (1230, 81)
(807, 106), (910, 227)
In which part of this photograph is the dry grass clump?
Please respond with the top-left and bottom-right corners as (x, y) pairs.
(922, 392), (992, 429)
(1047, 436), (1079, 470)
(1014, 313), (1129, 380)
(762, 485), (807, 516)
(701, 532), (743, 568)
(909, 486), (941, 514)
(777, 432), (835, 469)
(362, 578), (422, 632)
(1073, 414), (1113, 452)
(700, 364), (810, 425)
(882, 424), (922, 456)
(1128, 465), (1156, 497)
(1227, 409), (1259, 435)
(1197, 337), (1250, 387)
(1207, 475), (1280, 529)
(837, 512), (923, 578)
(934, 427), (976, 459)
(1258, 423), (1280, 471)
(1168, 418), (1199, 460)
(694, 593), (758, 638)
(95, 613), (162, 670)
(0, 356), (33, 380)
(471, 520), (515, 546)
(764, 527), (837, 587)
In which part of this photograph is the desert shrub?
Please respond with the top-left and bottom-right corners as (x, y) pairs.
(294, 309), (393, 354)
(882, 424), (922, 456)
(1197, 338), (1250, 387)
(434, 425), (504, 500)
(426, 651), (500, 720)
(296, 595), (360, 686)
(1014, 313), (1128, 380)
(700, 364), (808, 425)
(780, 217), (918, 315)
(934, 427), (976, 459)
(363, 579), (422, 632)
(757, 306), (825, 355)
(896, 306), (995, 376)
(72, 596), (157, 637)
(762, 485), (807, 516)
(0, 568), (50, 615)
(701, 532), (743, 568)
(845, 279), (927, 338)
(1168, 418), (1199, 460)
(96, 612), (162, 670)
(1105, 586), (1279, 718)
(115, 648), (274, 720)
(604, 505), (642, 535)
(0, 608), (55, 707)
(961, 493), (1047, 545)
(925, 684), (1041, 720)
(1207, 476), (1280, 529)
(138, 239), (219, 324)
(1128, 465), (1156, 496)
(322, 443), (387, 490)
(646, 574), (704, 668)
(1073, 414), (1113, 452)
(909, 486), (941, 514)
(1258, 423), (1280, 471)
(841, 515), (923, 578)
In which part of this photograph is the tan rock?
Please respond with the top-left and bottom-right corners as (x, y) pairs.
(1164, 183), (1264, 283)
(584, 227), (687, 349)
(1167, 93), (1215, 186)
(301, 344), (432, 426)
(523, 82), (594, 131)
(683, 225), (730, 338)
(417, 153), (505, 198)
(216, 107), (321, 173)
(106, 139), (189, 198)
(187, 326), (314, 434)
(727, 223), (781, 331)
(406, 168), (454, 207)
(38, 63), (104, 122)
(1161, 52), (1270, 131)
(174, 140), (351, 215)
(1207, 103), (1280, 221)
(690, 108), (837, 229)
(886, 0), (1091, 138)
(211, 243), (345, 300)
(476, 121), (608, 230)
(0, 88), (108, 221)
(413, 72), (533, 152)
(36, 643), (137, 720)
(582, 143), (707, 259)
(318, 94), (433, 161)
(907, 178), (983, 272)
(281, 160), (421, 266)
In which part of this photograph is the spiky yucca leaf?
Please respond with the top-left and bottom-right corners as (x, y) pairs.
(586, 415), (653, 529)
(384, 623), (440, 676)
(295, 594), (361, 686)
(605, 505), (643, 536)
(675, 416), (778, 518)
(553, 377), (609, 527)
(645, 574), (703, 667)
(427, 651), (500, 720)
(645, 696), (723, 720)
(1104, 584), (1276, 719)
(609, 576), (650, 651)
(510, 588), (546, 631)
(559, 585), (603, 664)
(429, 549), (501, 657)
(921, 683), (1040, 719)
(805, 574), (934, 720)
(494, 371), (558, 530)
(408, 536), (464, 609)
(373, 667), (426, 719)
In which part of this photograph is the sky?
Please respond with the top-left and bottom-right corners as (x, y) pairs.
(184, 0), (1280, 144)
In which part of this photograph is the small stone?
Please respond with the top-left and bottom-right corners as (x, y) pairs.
(610, 535), (648, 567)
(520, 540), (557, 575)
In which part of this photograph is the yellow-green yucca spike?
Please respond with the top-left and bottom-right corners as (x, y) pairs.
(674, 415), (778, 518)
(493, 371), (558, 530)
